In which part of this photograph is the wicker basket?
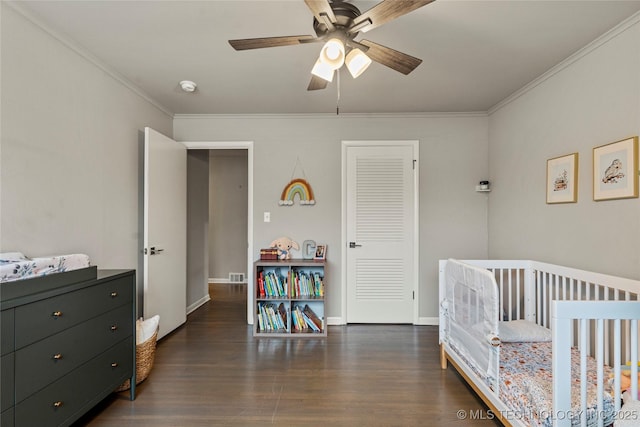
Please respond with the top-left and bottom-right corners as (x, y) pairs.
(114, 326), (159, 392)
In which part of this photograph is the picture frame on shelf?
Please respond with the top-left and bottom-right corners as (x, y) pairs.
(593, 136), (638, 201)
(314, 244), (327, 260)
(546, 152), (578, 204)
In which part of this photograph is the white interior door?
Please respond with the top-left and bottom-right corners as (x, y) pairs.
(144, 127), (187, 339)
(346, 144), (416, 323)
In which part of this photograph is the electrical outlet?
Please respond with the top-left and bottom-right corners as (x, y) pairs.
(264, 212), (270, 223)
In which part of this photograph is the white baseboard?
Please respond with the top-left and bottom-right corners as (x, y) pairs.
(209, 277), (247, 284)
(327, 316), (344, 325)
(416, 317), (439, 326)
(326, 317), (439, 326)
(187, 294), (211, 315)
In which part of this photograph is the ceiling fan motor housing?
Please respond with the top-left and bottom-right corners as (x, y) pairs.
(313, 1), (361, 41)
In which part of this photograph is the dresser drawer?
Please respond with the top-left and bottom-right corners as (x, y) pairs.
(1, 353), (14, 412)
(15, 337), (133, 427)
(2, 309), (15, 355)
(15, 275), (133, 349)
(15, 304), (132, 402)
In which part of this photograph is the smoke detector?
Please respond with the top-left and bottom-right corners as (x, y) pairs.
(179, 80), (197, 93)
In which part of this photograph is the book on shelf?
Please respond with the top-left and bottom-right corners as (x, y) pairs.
(303, 304), (323, 330)
(290, 270), (324, 298)
(291, 304), (323, 333)
(257, 302), (288, 332)
(258, 268), (288, 298)
(258, 271), (266, 297)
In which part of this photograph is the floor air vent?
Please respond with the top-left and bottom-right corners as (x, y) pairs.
(228, 273), (246, 283)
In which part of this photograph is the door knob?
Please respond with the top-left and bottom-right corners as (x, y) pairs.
(146, 246), (165, 255)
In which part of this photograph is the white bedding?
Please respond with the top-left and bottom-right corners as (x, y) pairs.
(0, 252), (91, 283)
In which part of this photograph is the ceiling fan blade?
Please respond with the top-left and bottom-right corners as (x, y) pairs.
(349, 0), (435, 34)
(229, 35), (316, 51)
(304, 0), (337, 26)
(360, 40), (422, 75)
(307, 75), (329, 91)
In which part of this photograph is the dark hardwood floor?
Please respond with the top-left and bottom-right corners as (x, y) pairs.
(75, 284), (499, 426)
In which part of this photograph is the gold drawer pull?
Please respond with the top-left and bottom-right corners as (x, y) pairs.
(53, 401), (63, 408)
(52, 311), (63, 317)
(111, 362), (118, 368)
(53, 353), (63, 360)
(110, 291), (118, 298)
(110, 325), (118, 331)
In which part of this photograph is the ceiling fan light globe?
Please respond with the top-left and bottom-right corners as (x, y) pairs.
(346, 49), (372, 78)
(311, 58), (334, 82)
(320, 38), (345, 70)
(325, 44), (341, 61)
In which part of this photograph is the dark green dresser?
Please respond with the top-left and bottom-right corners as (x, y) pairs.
(1, 269), (136, 427)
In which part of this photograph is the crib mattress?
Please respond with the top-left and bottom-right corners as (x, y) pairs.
(448, 341), (614, 427)
(0, 253), (91, 283)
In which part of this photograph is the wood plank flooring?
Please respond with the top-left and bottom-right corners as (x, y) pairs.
(74, 284), (499, 426)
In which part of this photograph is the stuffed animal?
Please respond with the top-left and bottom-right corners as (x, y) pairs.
(620, 373), (640, 391)
(270, 237), (299, 260)
(610, 363), (640, 395)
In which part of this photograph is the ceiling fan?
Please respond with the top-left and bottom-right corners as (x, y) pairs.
(228, 0), (435, 91)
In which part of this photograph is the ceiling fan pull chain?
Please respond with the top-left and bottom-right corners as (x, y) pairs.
(336, 69), (341, 116)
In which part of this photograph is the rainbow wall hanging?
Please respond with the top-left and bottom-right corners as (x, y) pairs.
(279, 178), (316, 206)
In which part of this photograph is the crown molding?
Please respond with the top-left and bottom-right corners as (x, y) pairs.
(488, 10), (640, 116)
(5, 1), (174, 118)
(174, 111), (488, 121)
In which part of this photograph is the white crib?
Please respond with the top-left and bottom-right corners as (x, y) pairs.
(439, 259), (640, 427)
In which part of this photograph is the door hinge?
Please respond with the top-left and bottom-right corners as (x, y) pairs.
(412, 291), (415, 300)
(413, 159), (416, 170)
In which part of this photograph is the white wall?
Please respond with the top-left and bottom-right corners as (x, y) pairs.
(488, 18), (640, 279)
(174, 114), (489, 321)
(1, 4), (172, 273)
(187, 150), (209, 310)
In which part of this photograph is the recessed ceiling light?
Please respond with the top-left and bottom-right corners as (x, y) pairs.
(179, 80), (197, 93)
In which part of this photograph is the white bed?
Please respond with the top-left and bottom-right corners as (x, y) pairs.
(0, 252), (91, 283)
(439, 259), (640, 427)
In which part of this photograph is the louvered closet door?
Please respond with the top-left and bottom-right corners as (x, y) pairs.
(346, 145), (415, 323)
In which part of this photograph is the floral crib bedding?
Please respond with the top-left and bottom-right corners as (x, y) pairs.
(448, 341), (615, 427)
(0, 252), (91, 283)
(499, 342), (614, 427)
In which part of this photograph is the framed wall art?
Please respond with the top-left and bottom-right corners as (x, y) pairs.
(593, 137), (638, 201)
(546, 153), (578, 204)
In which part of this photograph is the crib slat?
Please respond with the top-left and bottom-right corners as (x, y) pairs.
(543, 273), (548, 327)
(625, 292), (631, 362)
(552, 313), (573, 427)
(632, 320), (638, 401)
(537, 270), (542, 325)
(508, 270), (512, 321)
(596, 318), (604, 427)
(580, 318), (588, 427)
(614, 319), (622, 412)
(516, 270), (521, 319)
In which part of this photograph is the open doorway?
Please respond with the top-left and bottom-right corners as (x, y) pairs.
(184, 141), (254, 324)
(208, 149), (248, 286)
